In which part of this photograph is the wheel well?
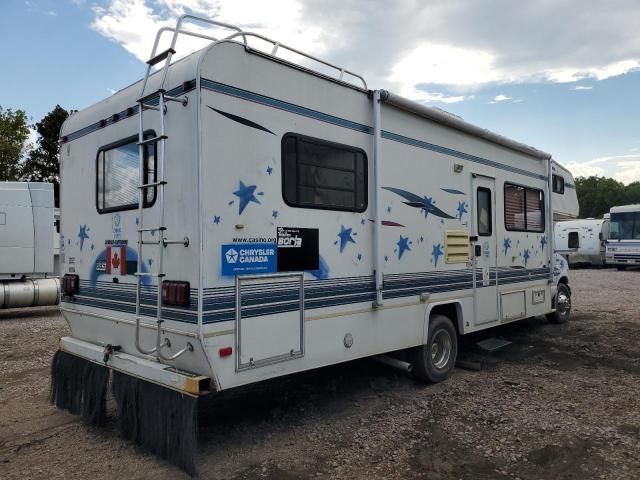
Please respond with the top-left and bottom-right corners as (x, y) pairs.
(430, 303), (461, 336)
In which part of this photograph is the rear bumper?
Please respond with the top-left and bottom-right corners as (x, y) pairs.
(59, 336), (210, 396)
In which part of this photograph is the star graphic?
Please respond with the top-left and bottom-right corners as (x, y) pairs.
(272, 210), (278, 220)
(540, 235), (547, 251)
(397, 235), (411, 259)
(432, 243), (444, 267)
(456, 201), (468, 221)
(78, 224), (89, 252)
(233, 181), (261, 214)
(420, 196), (434, 218)
(523, 249), (530, 266)
(266, 166), (273, 175)
(337, 225), (356, 253)
(213, 216), (221, 224)
(503, 238), (512, 256)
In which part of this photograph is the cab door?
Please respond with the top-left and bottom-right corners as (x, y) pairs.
(471, 174), (498, 325)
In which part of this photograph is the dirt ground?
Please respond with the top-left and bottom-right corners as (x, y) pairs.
(1, 269), (640, 480)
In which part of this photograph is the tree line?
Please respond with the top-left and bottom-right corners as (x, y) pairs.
(575, 176), (640, 218)
(0, 105), (69, 206)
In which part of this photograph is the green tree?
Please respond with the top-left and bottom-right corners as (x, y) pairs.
(0, 107), (30, 181)
(22, 105), (69, 206)
(575, 175), (626, 218)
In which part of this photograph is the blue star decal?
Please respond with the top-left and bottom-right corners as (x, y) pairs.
(213, 216), (221, 225)
(503, 238), (512, 256)
(272, 210), (278, 220)
(523, 248), (530, 266)
(78, 224), (89, 252)
(384, 255), (389, 262)
(456, 201), (468, 221)
(540, 235), (547, 251)
(266, 166), (273, 175)
(397, 235), (411, 259)
(308, 255), (330, 280)
(432, 243), (444, 267)
(233, 181), (261, 214)
(560, 259), (565, 269)
(337, 225), (356, 253)
(421, 196), (434, 218)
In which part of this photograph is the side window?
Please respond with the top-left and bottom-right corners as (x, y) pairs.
(477, 187), (492, 236)
(282, 133), (367, 212)
(504, 183), (545, 232)
(552, 174), (565, 194)
(96, 133), (157, 213)
(568, 231), (579, 249)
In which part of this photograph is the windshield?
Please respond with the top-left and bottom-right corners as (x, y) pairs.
(609, 212), (640, 240)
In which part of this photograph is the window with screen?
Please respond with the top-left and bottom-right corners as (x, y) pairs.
(552, 174), (565, 194)
(477, 187), (492, 236)
(504, 183), (545, 232)
(282, 133), (367, 212)
(96, 133), (157, 213)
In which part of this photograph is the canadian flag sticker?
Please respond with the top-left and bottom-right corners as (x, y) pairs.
(105, 245), (127, 275)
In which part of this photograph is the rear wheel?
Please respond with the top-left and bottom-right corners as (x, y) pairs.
(547, 283), (572, 324)
(410, 314), (458, 383)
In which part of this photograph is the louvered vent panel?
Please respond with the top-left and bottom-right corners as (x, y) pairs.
(445, 230), (469, 263)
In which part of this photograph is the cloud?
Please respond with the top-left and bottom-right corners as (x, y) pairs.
(89, 0), (640, 105)
(489, 94), (512, 104)
(566, 154), (640, 184)
(573, 85), (593, 90)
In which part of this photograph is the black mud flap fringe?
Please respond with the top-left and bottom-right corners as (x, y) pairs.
(112, 371), (198, 476)
(49, 350), (109, 425)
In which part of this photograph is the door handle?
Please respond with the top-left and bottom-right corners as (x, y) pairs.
(475, 245), (482, 257)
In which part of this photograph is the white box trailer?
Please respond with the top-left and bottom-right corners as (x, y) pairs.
(555, 216), (609, 266)
(0, 182), (60, 308)
(52, 16), (573, 474)
(606, 204), (640, 269)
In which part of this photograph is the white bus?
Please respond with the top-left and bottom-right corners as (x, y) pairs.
(606, 205), (640, 269)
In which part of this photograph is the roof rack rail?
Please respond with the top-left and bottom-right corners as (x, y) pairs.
(141, 14), (367, 96)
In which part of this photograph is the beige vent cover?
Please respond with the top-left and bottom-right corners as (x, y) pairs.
(445, 230), (469, 263)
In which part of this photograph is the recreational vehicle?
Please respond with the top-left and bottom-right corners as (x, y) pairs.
(0, 182), (60, 308)
(52, 16), (573, 474)
(555, 216), (609, 266)
(606, 204), (640, 269)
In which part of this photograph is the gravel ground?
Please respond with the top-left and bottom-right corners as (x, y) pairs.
(1, 269), (640, 479)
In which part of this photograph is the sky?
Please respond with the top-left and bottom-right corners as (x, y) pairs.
(2, 0), (640, 183)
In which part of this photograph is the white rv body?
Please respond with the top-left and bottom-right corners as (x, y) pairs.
(554, 216), (609, 266)
(58, 33), (571, 392)
(0, 182), (60, 308)
(606, 204), (640, 267)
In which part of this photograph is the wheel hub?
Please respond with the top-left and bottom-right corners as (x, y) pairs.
(431, 329), (452, 370)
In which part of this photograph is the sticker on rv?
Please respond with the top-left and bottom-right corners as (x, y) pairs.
(277, 227), (319, 271)
(221, 243), (277, 276)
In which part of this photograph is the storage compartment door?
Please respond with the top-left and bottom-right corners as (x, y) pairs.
(236, 273), (304, 371)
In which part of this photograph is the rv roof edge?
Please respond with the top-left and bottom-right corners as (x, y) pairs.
(379, 90), (552, 161)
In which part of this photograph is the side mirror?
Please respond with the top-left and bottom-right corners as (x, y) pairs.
(598, 232), (603, 241)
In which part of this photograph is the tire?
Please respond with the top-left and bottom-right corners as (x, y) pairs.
(410, 314), (458, 383)
(547, 283), (572, 324)
(617, 265), (627, 271)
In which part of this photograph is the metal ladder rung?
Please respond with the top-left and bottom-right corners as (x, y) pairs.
(146, 48), (176, 66)
(135, 272), (166, 278)
(138, 226), (167, 232)
(138, 181), (167, 189)
(138, 88), (166, 104)
(138, 135), (167, 146)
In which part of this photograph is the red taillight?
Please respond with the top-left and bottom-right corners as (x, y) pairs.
(161, 280), (190, 306)
(219, 347), (233, 357)
(62, 274), (79, 296)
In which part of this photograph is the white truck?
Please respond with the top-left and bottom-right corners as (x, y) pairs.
(606, 204), (640, 269)
(0, 182), (60, 308)
(555, 215), (609, 266)
(51, 15), (574, 474)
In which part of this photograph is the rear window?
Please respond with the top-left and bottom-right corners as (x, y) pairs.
(96, 133), (157, 213)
